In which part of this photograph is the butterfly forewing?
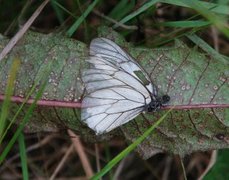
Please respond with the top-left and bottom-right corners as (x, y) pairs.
(90, 38), (156, 94)
(81, 38), (156, 134)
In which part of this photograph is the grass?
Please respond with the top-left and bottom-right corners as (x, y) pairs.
(66, 0), (100, 37)
(0, 0), (228, 179)
(18, 133), (29, 180)
(186, 34), (227, 62)
(0, 62), (52, 164)
(91, 108), (173, 180)
(112, 0), (159, 28)
(0, 58), (20, 139)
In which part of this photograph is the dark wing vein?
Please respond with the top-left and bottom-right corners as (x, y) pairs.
(90, 39), (156, 97)
(85, 67), (150, 99)
(93, 106), (144, 131)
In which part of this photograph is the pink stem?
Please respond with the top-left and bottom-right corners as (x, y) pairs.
(0, 95), (228, 109)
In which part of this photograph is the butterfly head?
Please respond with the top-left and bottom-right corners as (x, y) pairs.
(146, 95), (170, 112)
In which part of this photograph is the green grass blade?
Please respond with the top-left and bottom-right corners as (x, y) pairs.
(0, 83), (37, 144)
(158, 0), (229, 38)
(50, 0), (65, 24)
(181, 0), (229, 38)
(91, 108), (173, 180)
(0, 58), (20, 139)
(66, 0), (100, 37)
(187, 34), (226, 62)
(52, 0), (78, 19)
(113, 0), (159, 28)
(159, 0), (229, 15)
(160, 20), (210, 28)
(104, 143), (113, 179)
(18, 132), (29, 180)
(0, 59), (52, 164)
(0, 58), (53, 145)
(76, 0), (89, 42)
(108, 0), (135, 20)
(204, 150), (229, 180)
(150, 26), (201, 47)
(0, 78), (47, 164)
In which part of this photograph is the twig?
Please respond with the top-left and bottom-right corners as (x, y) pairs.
(95, 143), (101, 173)
(0, 0), (50, 62)
(198, 150), (217, 180)
(93, 9), (138, 30)
(179, 156), (187, 180)
(211, 26), (219, 52)
(68, 129), (94, 178)
(50, 144), (74, 180)
(162, 156), (173, 180)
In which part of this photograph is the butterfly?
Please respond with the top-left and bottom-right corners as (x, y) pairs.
(81, 38), (170, 134)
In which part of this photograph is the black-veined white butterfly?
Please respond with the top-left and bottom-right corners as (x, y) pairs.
(81, 38), (170, 134)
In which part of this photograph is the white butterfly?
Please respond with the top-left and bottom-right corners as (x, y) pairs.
(81, 38), (170, 134)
